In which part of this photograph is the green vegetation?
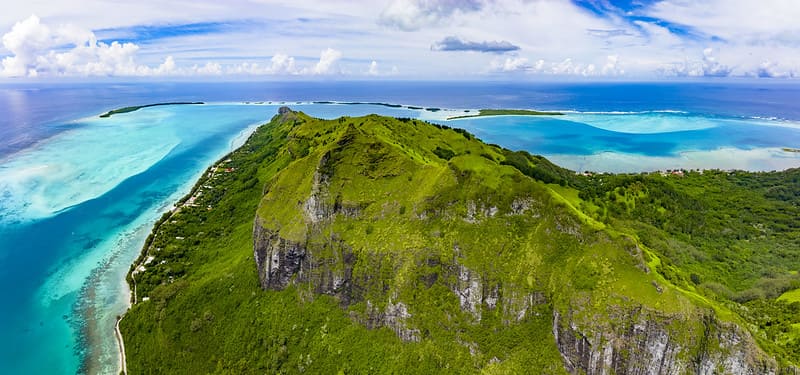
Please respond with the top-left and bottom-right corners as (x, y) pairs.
(122, 109), (800, 373)
(447, 108), (564, 120)
(99, 102), (204, 118)
(576, 168), (800, 359)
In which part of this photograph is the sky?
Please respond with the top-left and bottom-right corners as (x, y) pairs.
(1, 0), (799, 80)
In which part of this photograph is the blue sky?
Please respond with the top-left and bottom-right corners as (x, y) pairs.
(1, 0), (798, 79)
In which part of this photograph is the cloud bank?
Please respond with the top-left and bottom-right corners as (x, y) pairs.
(0, 15), (348, 78)
(1, 0), (800, 79)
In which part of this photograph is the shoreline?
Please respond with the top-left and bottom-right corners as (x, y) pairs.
(114, 120), (265, 374)
(115, 315), (127, 375)
(548, 146), (800, 174)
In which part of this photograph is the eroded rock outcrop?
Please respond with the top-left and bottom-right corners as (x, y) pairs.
(253, 221), (308, 290)
(253, 220), (356, 303)
(553, 308), (779, 375)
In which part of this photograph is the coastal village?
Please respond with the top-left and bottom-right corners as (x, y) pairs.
(130, 157), (238, 304)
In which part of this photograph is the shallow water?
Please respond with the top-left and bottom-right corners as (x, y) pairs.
(448, 112), (800, 171)
(0, 103), (279, 373)
(1, 82), (800, 373)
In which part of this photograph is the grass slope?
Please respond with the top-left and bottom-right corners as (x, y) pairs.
(122, 110), (800, 373)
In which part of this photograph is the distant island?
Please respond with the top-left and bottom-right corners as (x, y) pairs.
(99, 102), (204, 118)
(447, 108), (564, 120)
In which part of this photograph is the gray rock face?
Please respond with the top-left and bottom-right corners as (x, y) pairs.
(452, 264), (483, 321)
(361, 300), (421, 342)
(253, 219), (356, 303)
(447, 257), (545, 324)
(253, 220), (308, 290)
(303, 152), (333, 224)
(552, 308), (779, 375)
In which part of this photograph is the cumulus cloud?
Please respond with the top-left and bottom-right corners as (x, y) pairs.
(268, 53), (298, 74)
(757, 61), (794, 78)
(379, 0), (483, 31)
(489, 57), (530, 72)
(1, 15), (175, 77)
(658, 48), (732, 77)
(368, 60), (379, 75)
(701, 48), (730, 77)
(0, 15), (352, 78)
(4, 1), (800, 79)
(490, 55), (625, 77)
(431, 36), (519, 53)
(602, 55), (623, 76)
(308, 47), (342, 75)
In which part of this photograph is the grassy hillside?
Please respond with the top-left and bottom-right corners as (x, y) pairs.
(577, 169), (800, 359)
(121, 109), (799, 373)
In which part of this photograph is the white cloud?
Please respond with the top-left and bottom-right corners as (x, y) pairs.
(1, 15), (49, 76)
(657, 48), (732, 77)
(489, 56), (530, 72)
(646, 0), (800, 45)
(0, 15), (353, 78)
(541, 58), (596, 76)
(368, 60), (379, 75)
(155, 56), (176, 74)
(642, 0), (800, 78)
(633, 20), (682, 47)
(268, 53), (298, 74)
(489, 54), (626, 77)
(309, 47), (342, 75)
(2, 1), (800, 79)
(602, 55), (623, 76)
(192, 62), (222, 75)
(701, 48), (730, 77)
(379, 0), (483, 31)
(1, 15), (155, 77)
(756, 61), (794, 78)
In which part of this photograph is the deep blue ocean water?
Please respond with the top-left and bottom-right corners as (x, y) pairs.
(1, 81), (799, 373)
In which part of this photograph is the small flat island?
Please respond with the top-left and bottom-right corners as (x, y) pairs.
(447, 108), (564, 120)
(99, 102), (205, 118)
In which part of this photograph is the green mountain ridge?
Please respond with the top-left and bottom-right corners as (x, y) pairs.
(122, 108), (800, 374)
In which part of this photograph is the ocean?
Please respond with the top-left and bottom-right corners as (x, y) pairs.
(0, 81), (799, 373)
